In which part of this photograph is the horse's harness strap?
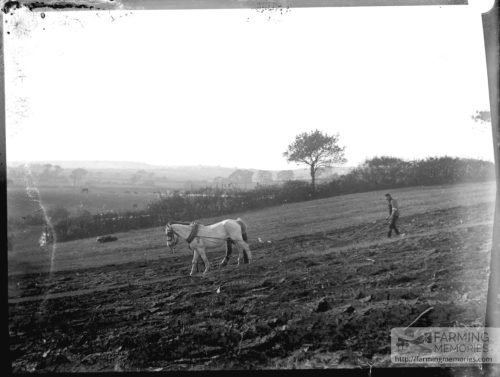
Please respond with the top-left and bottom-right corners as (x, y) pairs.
(186, 222), (199, 244)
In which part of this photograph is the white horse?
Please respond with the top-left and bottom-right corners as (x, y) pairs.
(165, 218), (252, 276)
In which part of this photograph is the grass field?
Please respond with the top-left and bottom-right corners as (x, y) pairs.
(8, 181), (496, 371)
(7, 185), (161, 220)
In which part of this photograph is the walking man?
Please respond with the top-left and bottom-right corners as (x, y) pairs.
(385, 193), (401, 238)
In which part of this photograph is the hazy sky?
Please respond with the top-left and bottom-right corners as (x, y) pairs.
(4, 3), (495, 170)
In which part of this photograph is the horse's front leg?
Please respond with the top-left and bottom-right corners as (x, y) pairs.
(198, 247), (210, 276)
(190, 249), (200, 276)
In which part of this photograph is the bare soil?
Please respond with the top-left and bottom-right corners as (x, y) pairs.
(8, 201), (493, 372)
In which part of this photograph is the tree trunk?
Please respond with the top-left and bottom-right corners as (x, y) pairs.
(310, 165), (316, 192)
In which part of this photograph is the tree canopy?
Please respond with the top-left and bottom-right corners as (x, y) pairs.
(284, 129), (346, 191)
(256, 170), (273, 184)
(228, 169), (254, 186)
(70, 168), (88, 186)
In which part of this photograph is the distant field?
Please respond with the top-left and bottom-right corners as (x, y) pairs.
(7, 185), (163, 219)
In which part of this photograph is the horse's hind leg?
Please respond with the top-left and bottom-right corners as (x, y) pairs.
(234, 242), (244, 266)
(220, 238), (233, 267)
(242, 241), (252, 264)
(236, 240), (252, 265)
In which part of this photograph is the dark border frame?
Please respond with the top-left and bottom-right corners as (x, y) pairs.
(1, 1), (498, 376)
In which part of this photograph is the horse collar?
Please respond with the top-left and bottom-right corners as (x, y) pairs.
(186, 222), (199, 244)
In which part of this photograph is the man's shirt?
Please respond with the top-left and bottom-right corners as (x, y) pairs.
(388, 199), (399, 216)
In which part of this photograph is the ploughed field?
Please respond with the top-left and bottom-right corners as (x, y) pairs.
(8, 182), (495, 371)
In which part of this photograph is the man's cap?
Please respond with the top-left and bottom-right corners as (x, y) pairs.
(385, 193), (392, 198)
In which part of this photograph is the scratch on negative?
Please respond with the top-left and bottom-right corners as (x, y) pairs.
(22, 164), (58, 273)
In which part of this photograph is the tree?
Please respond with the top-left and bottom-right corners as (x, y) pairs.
(228, 169), (254, 187)
(361, 156), (412, 186)
(130, 169), (155, 185)
(364, 156), (403, 168)
(39, 164), (64, 183)
(213, 176), (229, 187)
(53, 165), (63, 175)
(256, 170), (273, 185)
(284, 130), (346, 191)
(38, 164), (53, 182)
(70, 168), (88, 187)
(277, 170), (294, 182)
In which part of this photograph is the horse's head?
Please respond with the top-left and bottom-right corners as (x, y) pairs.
(165, 223), (178, 253)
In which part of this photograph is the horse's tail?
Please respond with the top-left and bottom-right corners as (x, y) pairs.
(235, 218), (248, 242)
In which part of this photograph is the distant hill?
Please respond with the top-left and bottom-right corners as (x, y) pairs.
(8, 160), (159, 170)
(149, 166), (239, 181)
(7, 160), (354, 183)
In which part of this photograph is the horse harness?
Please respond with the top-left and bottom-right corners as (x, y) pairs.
(185, 222), (199, 245)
